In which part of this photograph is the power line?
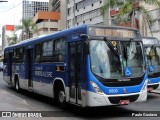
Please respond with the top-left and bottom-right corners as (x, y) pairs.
(0, 1), (22, 14)
(0, 1), (8, 2)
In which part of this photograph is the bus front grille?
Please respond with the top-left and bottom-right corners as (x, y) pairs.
(108, 94), (139, 104)
(148, 72), (160, 78)
(97, 74), (145, 87)
(101, 80), (142, 87)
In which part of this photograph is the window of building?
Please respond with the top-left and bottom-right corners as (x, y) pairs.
(76, 1), (84, 10)
(43, 28), (48, 31)
(91, 9), (101, 18)
(84, 0), (91, 7)
(77, 15), (82, 23)
(50, 20), (58, 22)
(68, 8), (71, 15)
(91, 0), (99, 4)
(53, 38), (66, 62)
(83, 12), (91, 21)
(50, 28), (58, 31)
(67, 19), (72, 27)
(111, 16), (116, 25)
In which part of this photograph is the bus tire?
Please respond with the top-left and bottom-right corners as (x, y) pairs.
(15, 78), (20, 91)
(55, 85), (66, 106)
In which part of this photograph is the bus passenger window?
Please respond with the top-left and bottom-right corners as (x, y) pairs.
(53, 38), (66, 62)
(41, 41), (53, 62)
(14, 48), (24, 63)
(42, 41), (53, 57)
(35, 43), (42, 62)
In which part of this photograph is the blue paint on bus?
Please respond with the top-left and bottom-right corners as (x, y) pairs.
(3, 24), (148, 107)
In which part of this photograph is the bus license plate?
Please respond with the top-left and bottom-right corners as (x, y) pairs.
(119, 100), (130, 105)
(147, 87), (153, 92)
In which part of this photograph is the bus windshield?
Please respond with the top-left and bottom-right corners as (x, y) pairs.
(89, 40), (144, 79)
(146, 46), (160, 72)
(121, 41), (144, 77)
(90, 40), (122, 79)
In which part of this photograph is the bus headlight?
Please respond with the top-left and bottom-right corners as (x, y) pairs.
(90, 81), (104, 94)
(141, 80), (148, 92)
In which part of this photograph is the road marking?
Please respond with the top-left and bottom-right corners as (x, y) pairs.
(22, 100), (28, 105)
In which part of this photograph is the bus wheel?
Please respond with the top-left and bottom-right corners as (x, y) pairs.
(15, 79), (20, 91)
(57, 87), (66, 106)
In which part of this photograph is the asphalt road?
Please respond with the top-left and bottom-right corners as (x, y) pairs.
(0, 72), (160, 120)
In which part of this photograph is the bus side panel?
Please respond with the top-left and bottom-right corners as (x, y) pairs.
(3, 52), (12, 85)
(3, 62), (10, 84)
(32, 63), (66, 98)
(11, 64), (26, 88)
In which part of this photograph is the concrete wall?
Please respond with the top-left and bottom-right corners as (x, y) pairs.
(58, 0), (67, 30)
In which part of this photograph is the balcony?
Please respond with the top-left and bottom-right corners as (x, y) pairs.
(36, 21), (58, 30)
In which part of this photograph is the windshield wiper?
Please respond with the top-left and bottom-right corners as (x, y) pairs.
(104, 37), (119, 56)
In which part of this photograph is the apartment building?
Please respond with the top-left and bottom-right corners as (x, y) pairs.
(148, 9), (160, 40)
(49, 0), (67, 31)
(22, 0), (48, 20)
(33, 11), (60, 37)
(49, 0), (108, 30)
(67, 0), (106, 28)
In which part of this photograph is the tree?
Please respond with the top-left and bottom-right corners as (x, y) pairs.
(101, 0), (160, 36)
(15, 19), (38, 40)
(6, 34), (18, 46)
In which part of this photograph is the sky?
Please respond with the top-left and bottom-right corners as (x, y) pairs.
(0, 0), (49, 45)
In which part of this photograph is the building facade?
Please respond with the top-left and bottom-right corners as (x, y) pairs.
(148, 8), (160, 40)
(22, 0), (49, 20)
(49, 0), (67, 31)
(33, 11), (60, 37)
(1, 25), (15, 50)
(67, 0), (106, 28)
(49, 0), (108, 30)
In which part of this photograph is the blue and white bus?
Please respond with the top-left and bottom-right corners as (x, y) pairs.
(3, 25), (147, 107)
(142, 37), (160, 92)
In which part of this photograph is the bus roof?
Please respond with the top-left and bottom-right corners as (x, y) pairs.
(4, 24), (140, 51)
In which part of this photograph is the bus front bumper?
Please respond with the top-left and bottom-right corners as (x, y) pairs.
(84, 88), (147, 107)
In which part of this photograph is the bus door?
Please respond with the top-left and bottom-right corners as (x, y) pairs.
(68, 42), (82, 104)
(8, 52), (13, 83)
(27, 49), (33, 90)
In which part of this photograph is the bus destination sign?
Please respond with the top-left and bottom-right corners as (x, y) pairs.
(89, 27), (139, 38)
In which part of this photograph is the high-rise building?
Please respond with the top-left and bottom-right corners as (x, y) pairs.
(49, 0), (67, 31)
(22, 0), (49, 20)
(49, 0), (109, 30)
(66, 0), (108, 28)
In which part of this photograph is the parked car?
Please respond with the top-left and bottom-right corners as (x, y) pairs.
(0, 62), (3, 71)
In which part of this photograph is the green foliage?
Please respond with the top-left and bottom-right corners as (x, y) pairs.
(6, 34), (19, 46)
(15, 19), (38, 39)
(101, 0), (160, 27)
